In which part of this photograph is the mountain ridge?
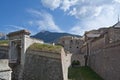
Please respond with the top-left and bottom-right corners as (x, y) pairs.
(31, 31), (81, 43)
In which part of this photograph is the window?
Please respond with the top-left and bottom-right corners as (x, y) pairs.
(62, 41), (65, 44)
(70, 40), (73, 44)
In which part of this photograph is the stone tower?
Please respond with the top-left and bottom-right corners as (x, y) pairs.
(7, 30), (43, 80)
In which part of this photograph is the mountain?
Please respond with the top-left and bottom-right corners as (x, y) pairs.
(0, 33), (6, 40)
(31, 31), (81, 43)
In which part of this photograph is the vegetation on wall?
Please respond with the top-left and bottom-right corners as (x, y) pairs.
(68, 66), (104, 80)
(29, 43), (62, 53)
(0, 40), (8, 46)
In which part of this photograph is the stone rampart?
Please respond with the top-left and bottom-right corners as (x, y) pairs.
(0, 46), (8, 59)
(89, 41), (120, 80)
(23, 48), (68, 80)
(0, 59), (12, 80)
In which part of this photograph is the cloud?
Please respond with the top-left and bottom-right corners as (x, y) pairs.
(5, 25), (25, 30)
(28, 9), (62, 32)
(41, 0), (79, 11)
(41, 0), (120, 35)
(69, 4), (119, 35)
(3, 25), (26, 33)
(68, 0), (120, 35)
(69, 26), (85, 35)
(114, 0), (120, 3)
(60, 0), (79, 11)
(41, 0), (61, 10)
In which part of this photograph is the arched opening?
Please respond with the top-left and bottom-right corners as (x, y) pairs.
(71, 60), (81, 67)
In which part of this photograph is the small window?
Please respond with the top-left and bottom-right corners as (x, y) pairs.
(76, 46), (79, 48)
(70, 40), (73, 43)
(70, 46), (72, 48)
(62, 41), (65, 44)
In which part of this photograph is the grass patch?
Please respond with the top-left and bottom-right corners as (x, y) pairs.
(0, 40), (8, 46)
(29, 43), (62, 53)
(68, 66), (104, 80)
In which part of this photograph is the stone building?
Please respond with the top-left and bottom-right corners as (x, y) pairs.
(58, 36), (83, 54)
(81, 21), (120, 80)
(6, 30), (70, 80)
(57, 36), (85, 66)
(7, 30), (44, 80)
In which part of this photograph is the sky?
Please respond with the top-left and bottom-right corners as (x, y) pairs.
(0, 0), (120, 36)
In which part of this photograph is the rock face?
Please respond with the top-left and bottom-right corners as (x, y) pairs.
(23, 50), (64, 80)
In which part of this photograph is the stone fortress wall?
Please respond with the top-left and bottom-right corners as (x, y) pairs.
(0, 59), (12, 80)
(57, 36), (85, 66)
(0, 46), (11, 80)
(7, 30), (44, 80)
(23, 48), (71, 80)
(89, 41), (120, 80)
(23, 50), (63, 80)
(6, 30), (70, 80)
(0, 46), (8, 59)
(81, 23), (120, 80)
(0, 21), (120, 80)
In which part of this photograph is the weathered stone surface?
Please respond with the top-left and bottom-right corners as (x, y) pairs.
(89, 41), (120, 80)
(0, 46), (8, 59)
(0, 59), (12, 80)
(23, 50), (63, 80)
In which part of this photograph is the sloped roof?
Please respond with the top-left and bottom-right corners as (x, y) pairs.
(86, 33), (101, 38)
(7, 30), (30, 37)
(113, 21), (120, 27)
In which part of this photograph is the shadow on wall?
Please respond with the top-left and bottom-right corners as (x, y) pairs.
(71, 54), (85, 67)
(71, 60), (81, 67)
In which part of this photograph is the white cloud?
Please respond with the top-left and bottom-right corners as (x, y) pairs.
(3, 25), (26, 33)
(69, 26), (84, 35)
(28, 9), (62, 32)
(40, 0), (120, 35)
(41, 0), (79, 11)
(60, 0), (79, 11)
(41, 0), (61, 10)
(94, 6), (103, 17)
(69, 8), (77, 16)
(4, 25), (25, 30)
(69, 4), (118, 35)
(114, 0), (120, 3)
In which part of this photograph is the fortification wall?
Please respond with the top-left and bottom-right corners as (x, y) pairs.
(108, 28), (120, 43)
(24, 36), (44, 51)
(0, 46), (8, 59)
(0, 59), (12, 80)
(0, 46), (11, 80)
(23, 50), (64, 80)
(89, 41), (120, 80)
(71, 54), (85, 66)
(61, 49), (72, 80)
